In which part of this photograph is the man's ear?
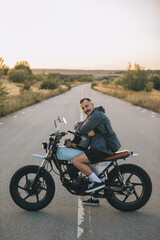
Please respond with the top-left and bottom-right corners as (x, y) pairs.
(91, 103), (94, 108)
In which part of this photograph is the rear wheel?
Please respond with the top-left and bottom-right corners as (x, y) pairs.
(10, 165), (55, 211)
(105, 164), (152, 211)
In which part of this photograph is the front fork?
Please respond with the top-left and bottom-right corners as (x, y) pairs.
(30, 158), (48, 189)
(113, 161), (126, 186)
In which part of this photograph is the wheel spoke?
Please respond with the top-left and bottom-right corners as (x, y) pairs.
(132, 182), (143, 186)
(133, 190), (139, 200)
(18, 185), (27, 191)
(122, 195), (129, 202)
(126, 173), (133, 182)
(23, 193), (31, 200)
(25, 174), (30, 188)
(36, 193), (39, 202)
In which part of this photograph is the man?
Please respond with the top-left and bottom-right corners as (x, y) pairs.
(73, 98), (115, 205)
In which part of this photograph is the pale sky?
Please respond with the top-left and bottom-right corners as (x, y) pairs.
(1, 0), (160, 70)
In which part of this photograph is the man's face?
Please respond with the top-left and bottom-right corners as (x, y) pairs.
(80, 100), (94, 116)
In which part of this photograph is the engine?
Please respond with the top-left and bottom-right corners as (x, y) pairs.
(67, 164), (79, 179)
(66, 164), (89, 193)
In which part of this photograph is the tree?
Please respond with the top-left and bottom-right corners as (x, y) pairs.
(8, 61), (33, 86)
(0, 57), (10, 76)
(0, 57), (4, 77)
(120, 63), (148, 91)
(14, 61), (32, 74)
(0, 57), (4, 68)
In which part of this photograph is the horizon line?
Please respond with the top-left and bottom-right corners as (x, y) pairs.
(31, 68), (160, 71)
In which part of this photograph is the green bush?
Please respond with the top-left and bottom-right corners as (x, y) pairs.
(150, 75), (160, 90)
(22, 80), (32, 91)
(101, 79), (109, 85)
(40, 79), (59, 89)
(145, 81), (154, 92)
(0, 81), (8, 107)
(34, 73), (46, 82)
(65, 82), (71, 89)
(8, 69), (32, 83)
(0, 70), (3, 78)
(3, 67), (9, 76)
(91, 81), (97, 88)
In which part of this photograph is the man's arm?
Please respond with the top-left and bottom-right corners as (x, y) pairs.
(78, 111), (101, 135)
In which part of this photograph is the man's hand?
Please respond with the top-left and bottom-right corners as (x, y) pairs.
(74, 121), (83, 132)
(87, 130), (95, 137)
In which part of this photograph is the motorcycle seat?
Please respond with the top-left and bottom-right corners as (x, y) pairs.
(104, 150), (130, 161)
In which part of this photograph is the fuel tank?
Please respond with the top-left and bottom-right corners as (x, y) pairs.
(56, 146), (83, 161)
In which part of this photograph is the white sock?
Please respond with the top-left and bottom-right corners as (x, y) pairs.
(89, 172), (102, 183)
(92, 196), (98, 200)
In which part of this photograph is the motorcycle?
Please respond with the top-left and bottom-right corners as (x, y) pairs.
(9, 116), (152, 211)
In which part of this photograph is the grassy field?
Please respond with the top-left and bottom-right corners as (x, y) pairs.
(93, 83), (160, 114)
(0, 77), (70, 117)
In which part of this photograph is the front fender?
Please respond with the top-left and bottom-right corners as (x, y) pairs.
(32, 154), (45, 160)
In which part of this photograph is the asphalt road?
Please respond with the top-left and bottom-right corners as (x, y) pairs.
(0, 84), (160, 240)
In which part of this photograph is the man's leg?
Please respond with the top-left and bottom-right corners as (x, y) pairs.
(73, 152), (101, 182)
(72, 152), (105, 193)
(72, 152), (93, 176)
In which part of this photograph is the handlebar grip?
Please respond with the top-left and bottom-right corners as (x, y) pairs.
(61, 132), (68, 136)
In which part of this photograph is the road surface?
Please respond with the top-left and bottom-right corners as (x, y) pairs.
(0, 84), (160, 240)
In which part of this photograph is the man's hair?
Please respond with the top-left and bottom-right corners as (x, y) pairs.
(79, 98), (91, 105)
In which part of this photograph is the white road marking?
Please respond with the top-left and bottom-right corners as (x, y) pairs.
(21, 112), (25, 114)
(13, 115), (18, 118)
(0, 122), (4, 126)
(151, 112), (156, 118)
(89, 209), (92, 234)
(77, 90), (85, 238)
(77, 197), (84, 238)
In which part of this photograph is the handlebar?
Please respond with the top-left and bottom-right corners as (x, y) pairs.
(50, 131), (68, 137)
(50, 130), (81, 138)
(68, 130), (81, 138)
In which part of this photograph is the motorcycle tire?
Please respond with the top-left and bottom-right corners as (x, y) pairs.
(105, 164), (152, 211)
(9, 165), (55, 211)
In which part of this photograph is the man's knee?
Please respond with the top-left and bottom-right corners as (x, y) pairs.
(72, 156), (79, 166)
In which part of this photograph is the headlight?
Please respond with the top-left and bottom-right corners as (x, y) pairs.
(42, 142), (48, 150)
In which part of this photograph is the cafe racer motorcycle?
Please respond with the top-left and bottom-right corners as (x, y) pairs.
(9, 117), (152, 211)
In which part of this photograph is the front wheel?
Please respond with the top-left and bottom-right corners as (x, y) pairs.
(105, 164), (152, 211)
(10, 165), (55, 211)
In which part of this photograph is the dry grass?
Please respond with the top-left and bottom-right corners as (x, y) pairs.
(0, 78), (68, 117)
(1, 77), (22, 95)
(94, 83), (160, 113)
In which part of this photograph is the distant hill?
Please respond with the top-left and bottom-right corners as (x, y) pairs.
(32, 68), (124, 75)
